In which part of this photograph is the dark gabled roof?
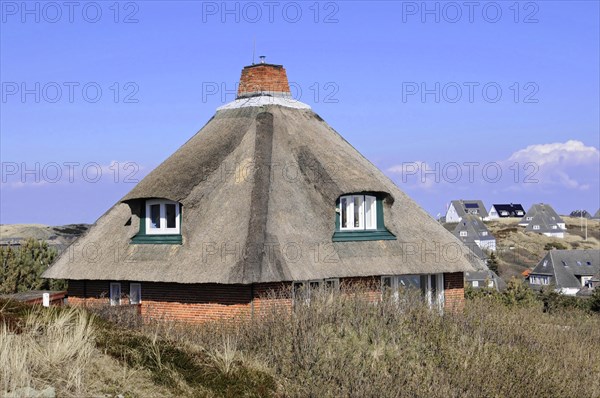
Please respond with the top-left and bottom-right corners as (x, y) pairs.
(452, 215), (495, 242)
(569, 210), (592, 218)
(593, 209), (600, 219)
(450, 200), (489, 218)
(519, 203), (565, 226)
(525, 213), (563, 234)
(43, 104), (479, 285)
(491, 204), (525, 217)
(465, 270), (506, 290)
(530, 250), (600, 289)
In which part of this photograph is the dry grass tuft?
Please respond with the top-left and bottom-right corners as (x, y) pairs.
(1, 306), (95, 397)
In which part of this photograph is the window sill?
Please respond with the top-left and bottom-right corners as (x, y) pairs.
(131, 234), (182, 244)
(332, 229), (396, 242)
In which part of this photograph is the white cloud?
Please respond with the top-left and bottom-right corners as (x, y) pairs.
(505, 140), (599, 191)
(507, 140), (599, 167)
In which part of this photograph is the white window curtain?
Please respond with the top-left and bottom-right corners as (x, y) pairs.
(340, 195), (377, 231)
(130, 283), (141, 304)
(110, 283), (121, 306)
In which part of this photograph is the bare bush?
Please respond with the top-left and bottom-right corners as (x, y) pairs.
(144, 285), (600, 398)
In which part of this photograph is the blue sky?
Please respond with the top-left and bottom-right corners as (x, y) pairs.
(1, 0), (599, 225)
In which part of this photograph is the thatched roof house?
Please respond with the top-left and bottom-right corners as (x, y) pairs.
(44, 61), (478, 321)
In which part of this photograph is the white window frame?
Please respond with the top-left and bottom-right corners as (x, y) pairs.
(533, 225), (540, 230)
(459, 231), (467, 237)
(110, 282), (121, 306)
(129, 283), (141, 304)
(581, 276), (592, 287)
(339, 195), (377, 231)
(381, 274), (444, 311)
(481, 231), (488, 236)
(526, 216), (532, 221)
(146, 199), (181, 235)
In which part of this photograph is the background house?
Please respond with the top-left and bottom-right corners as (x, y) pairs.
(487, 204), (525, 220)
(452, 215), (496, 252)
(527, 249), (600, 295)
(451, 215), (503, 290)
(519, 203), (565, 228)
(519, 204), (566, 238)
(445, 200), (488, 223)
(570, 210), (592, 219)
(524, 213), (566, 238)
(43, 62), (478, 321)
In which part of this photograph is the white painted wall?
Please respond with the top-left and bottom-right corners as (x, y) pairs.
(542, 232), (565, 239)
(446, 204), (462, 223)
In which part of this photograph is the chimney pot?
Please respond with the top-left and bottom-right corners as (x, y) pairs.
(237, 60), (291, 99)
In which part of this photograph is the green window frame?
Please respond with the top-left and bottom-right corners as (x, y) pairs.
(131, 200), (183, 244)
(332, 194), (396, 242)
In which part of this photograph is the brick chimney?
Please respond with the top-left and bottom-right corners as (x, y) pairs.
(237, 57), (291, 99)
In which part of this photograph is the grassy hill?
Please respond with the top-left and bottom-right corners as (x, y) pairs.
(0, 224), (89, 253)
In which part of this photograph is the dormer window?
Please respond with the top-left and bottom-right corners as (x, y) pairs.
(146, 199), (180, 235)
(333, 193), (396, 242)
(533, 225), (540, 230)
(339, 195), (377, 231)
(131, 199), (183, 244)
(526, 217), (532, 221)
(481, 231), (488, 236)
(460, 231), (468, 237)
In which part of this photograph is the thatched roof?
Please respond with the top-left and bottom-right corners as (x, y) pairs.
(44, 105), (478, 284)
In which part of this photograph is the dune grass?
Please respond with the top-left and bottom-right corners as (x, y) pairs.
(2, 287), (600, 397)
(0, 302), (95, 397)
(146, 287), (600, 398)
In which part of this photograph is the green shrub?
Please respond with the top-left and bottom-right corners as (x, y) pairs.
(0, 239), (65, 294)
(590, 288), (600, 313)
(544, 242), (567, 251)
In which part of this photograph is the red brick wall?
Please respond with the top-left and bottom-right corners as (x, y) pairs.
(238, 64), (290, 97)
(443, 272), (465, 311)
(67, 274), (465, 322)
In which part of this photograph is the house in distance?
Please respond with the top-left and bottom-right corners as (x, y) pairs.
(487, 203), (525, 220)
(43, 60), (479, 322)
(528, 250), (600, 296)
(519, 203), (566, 238)
(569, 210), (592, 219)
(445, 200), (488, 223)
